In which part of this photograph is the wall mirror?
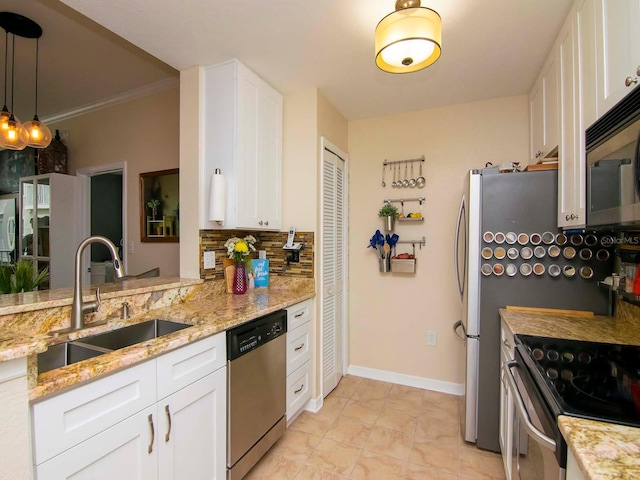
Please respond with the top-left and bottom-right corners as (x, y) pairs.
(139, 169), (179, 243)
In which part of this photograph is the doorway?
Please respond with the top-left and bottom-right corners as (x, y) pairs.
(320, 138), (348, 397)
(76, 162), (127, 286)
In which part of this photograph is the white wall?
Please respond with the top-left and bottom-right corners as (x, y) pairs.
(52, 87), (180, 278)
(347, 95), (529, 387)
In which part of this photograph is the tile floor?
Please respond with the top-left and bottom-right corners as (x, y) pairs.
(245, 375), (506, 479)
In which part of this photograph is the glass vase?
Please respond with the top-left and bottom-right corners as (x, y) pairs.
(233, 261), (247, 295)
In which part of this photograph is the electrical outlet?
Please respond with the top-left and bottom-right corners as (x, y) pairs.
(427, 331), (437, 346)
(203, 251), (216, 269)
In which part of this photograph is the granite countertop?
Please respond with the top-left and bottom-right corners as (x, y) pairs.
(499, 308), (640, 480)
(0, 277), (314, 400)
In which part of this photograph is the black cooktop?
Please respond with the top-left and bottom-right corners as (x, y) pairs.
(515, 334), (640, 428)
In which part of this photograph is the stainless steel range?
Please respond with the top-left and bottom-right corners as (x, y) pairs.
(507, 334), (640, 479)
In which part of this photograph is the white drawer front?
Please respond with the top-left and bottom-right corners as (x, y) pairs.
(286, 362), (311, 421)
(286, 299), (312, 331)
(32, 360), (157, 465)
(286, 322), (311, 375)
(156, 333), (226, 400)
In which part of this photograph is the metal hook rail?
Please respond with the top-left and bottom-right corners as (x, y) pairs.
(383, 155), (425, 166)
(396, 236), (426, 249)
(383, 197), (425, 204)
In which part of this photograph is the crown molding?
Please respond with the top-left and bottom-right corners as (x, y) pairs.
(43, 77), (179, 124)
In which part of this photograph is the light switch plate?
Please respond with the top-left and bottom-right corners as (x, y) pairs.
(203, 251), (215, 269)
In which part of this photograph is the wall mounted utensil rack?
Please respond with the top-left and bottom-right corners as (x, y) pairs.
(382, 156), (425, 189)
(383, 197), (425, 222)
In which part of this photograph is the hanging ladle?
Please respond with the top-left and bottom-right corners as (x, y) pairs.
(402, 161), (410, 188)
(382, 163), (386, 187)
(391, 163), (397, 187)
(416, 161), (425, 188)
(409, 162), (416, 188)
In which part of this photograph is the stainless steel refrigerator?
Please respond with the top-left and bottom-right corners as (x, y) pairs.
(454, 168), (610, 452)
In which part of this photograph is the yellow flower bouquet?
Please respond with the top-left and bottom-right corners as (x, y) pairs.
(224, 235), (257, 263)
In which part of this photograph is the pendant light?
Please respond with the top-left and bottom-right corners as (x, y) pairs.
(375, 0), (442, 74)
(23, 37), (51, 148)
(0, 12), (48, 150)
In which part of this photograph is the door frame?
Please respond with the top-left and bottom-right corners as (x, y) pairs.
(319, 137), (349, 398)
(76, 162), (128, 285)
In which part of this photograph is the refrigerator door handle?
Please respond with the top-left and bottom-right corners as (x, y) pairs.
(454, 195), (466, 300)
(454, 320), (479, 340)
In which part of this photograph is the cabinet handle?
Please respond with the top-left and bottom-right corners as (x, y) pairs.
(294, 384), (304, 394)
(264, 220), (269, 226)
(294, 343), (305, 351)
(147, 414), (155, 454)
(565, 213), (579, 221)
(294, 312), (305, 318)
(164, 405), (172, 443)
(258, 221), (263, 226)
(625, 76), (638, 87)
(503, 339), (511, 348)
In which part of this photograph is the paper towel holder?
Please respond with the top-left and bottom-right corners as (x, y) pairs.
(208, 168), (226, 225)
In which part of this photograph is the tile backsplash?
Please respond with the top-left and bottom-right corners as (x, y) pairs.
(199, 230), (314, 279)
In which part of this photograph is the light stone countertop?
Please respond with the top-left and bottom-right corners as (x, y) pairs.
(499, 308), (640, 480)
(0, 276), (315, 400)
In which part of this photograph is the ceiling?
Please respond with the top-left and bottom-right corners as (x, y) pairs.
(5, 0), (574, 123)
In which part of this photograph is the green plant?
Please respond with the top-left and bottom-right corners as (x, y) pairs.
(0, 260), (49, 294)
(378, 203), (398, 218)
(146, 198), (161, 209)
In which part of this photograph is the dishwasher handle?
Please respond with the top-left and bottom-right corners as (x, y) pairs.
(504, 361), (556, 452)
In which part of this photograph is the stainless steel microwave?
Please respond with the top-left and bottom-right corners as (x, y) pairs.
(586, 86), (640, 229)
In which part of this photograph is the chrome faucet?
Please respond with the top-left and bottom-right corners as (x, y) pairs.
(71, 236), (125, 331)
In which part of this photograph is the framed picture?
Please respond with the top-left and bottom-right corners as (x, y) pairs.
(0, 148), (37, 194)
(139, 168), (179, 243)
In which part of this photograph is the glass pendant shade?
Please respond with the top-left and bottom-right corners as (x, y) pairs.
(375, 6), (442, 73)
(0, 114), (28, 150)
(0, 107), (10, 131)
(24, 116), (51, 148)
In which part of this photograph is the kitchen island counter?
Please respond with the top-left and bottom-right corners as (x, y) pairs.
(500, 308), (640, 480)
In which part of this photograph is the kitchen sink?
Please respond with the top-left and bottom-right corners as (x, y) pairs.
(38, 320), (193, 374)
(37, 342), (106, 374)
(75, 319), (192, 351)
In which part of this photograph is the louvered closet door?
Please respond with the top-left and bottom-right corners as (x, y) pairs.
(322, 148), (345, 396)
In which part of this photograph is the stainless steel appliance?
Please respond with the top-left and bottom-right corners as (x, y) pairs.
(507, 334), (640, 479)
(586, 84), (640, 229)
(454, 169), (610, 452)
(227, 310), (286, 480)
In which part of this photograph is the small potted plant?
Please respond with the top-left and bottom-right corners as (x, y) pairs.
(0, 260), (49, 294)
(147, 198), (161, 219)
(378, 202), (398, 232)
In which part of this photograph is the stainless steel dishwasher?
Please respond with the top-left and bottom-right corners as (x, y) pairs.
(227, 310), (287, 480)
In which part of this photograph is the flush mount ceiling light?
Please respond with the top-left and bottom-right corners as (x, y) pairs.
(0, 11), (51, 150)
(375, 0), (442, 74)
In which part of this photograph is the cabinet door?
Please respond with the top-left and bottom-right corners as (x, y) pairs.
(236, 65), (282, 230)
(36, 406), (158, 480)
(558, 14), (585, 229)
(158, 368), (227, 480)
(596, 0), (640, 115)
(529, 52), (558, 162)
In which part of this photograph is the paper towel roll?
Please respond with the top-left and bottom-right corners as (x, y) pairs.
(208, 169), (226, 222)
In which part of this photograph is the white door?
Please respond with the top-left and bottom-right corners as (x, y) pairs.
(158, 369), (227, 480)
(35, 406), (158, 480)
(320, 140), (347, 397)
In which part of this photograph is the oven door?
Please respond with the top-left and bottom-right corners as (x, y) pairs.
(505, 361), (565, 480)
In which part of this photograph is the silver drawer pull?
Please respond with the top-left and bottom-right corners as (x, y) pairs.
(165, 405), (172, 443)
(294, 312), (305, 318)
(504, 361), (556, 451)
(294, 343), (305, 351)
(294, 384), (304, 394)
(503, 339), (511, 348)
(148, 414), (155, 454)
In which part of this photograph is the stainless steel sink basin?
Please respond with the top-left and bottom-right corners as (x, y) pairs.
(37, 342), (106, 374)
(76, 319), (192, 351)
(38, 320), (193, 374)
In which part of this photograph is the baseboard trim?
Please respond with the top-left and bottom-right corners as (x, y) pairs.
(304, 394), (323, 413)
(347, 365), (464, 396)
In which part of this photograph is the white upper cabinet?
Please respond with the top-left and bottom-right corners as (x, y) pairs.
(529, 51), (558, 162)
(595, 0), (640, 115)
(202, 60), (283, 231)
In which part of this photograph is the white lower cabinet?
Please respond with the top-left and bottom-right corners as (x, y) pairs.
(499, 320), (516, 480)
(32, 334), (227, 480)
(285, 299), (313, 423)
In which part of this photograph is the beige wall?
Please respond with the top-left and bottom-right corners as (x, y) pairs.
(348, 95), (529, 387)
(52, 87), (180, 278)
